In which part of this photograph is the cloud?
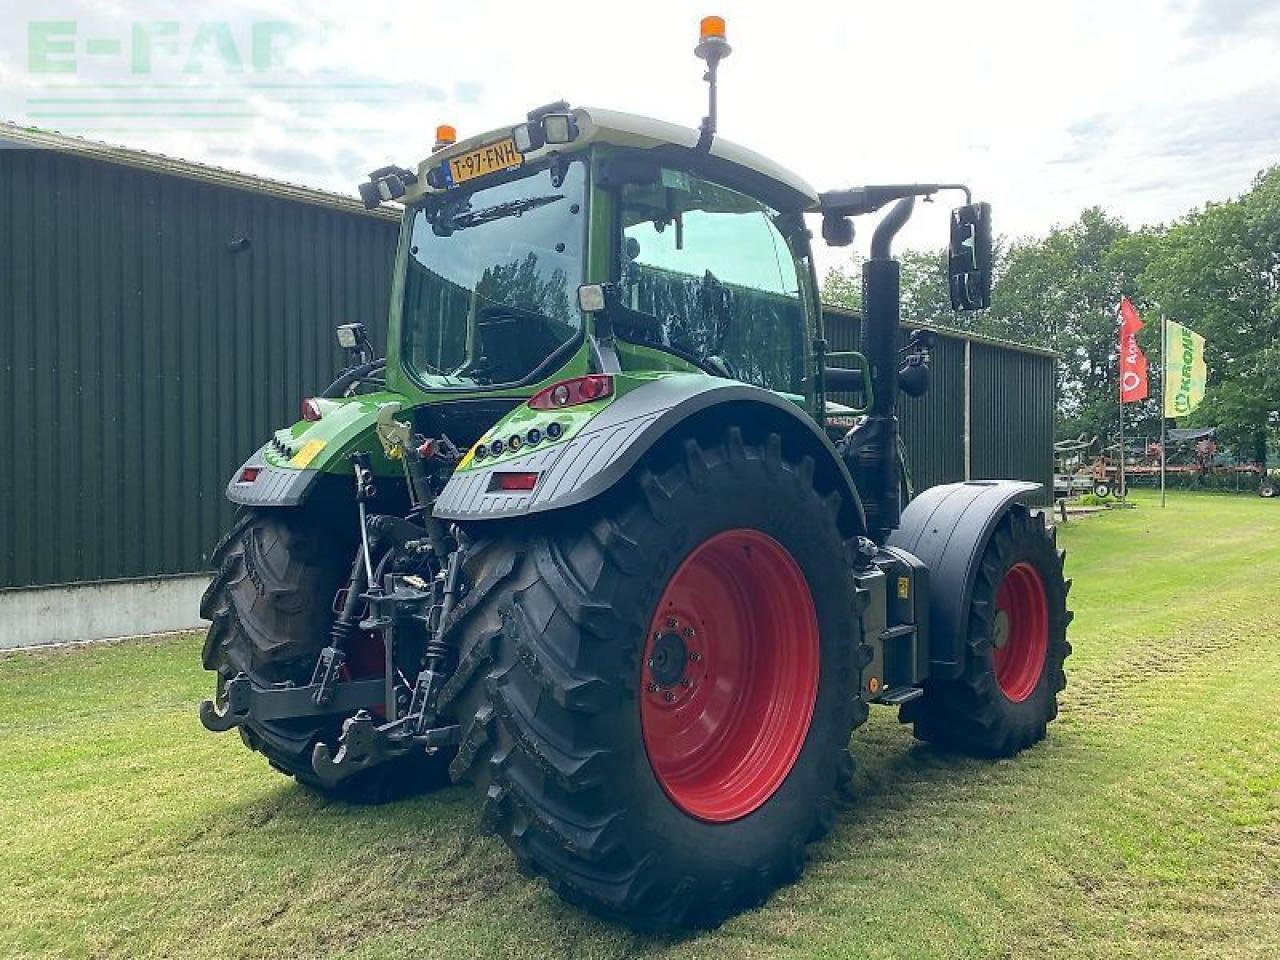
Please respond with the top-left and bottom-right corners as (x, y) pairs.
(1, 0), (1275, 267)
(1180, 0), (1280, 41)
(249, 143), (336, 181)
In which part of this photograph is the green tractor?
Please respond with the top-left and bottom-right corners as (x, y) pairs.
(199, 19), (1071, 929)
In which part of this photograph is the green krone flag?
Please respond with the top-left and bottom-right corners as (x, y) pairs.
(1164, 320), (1207, 418)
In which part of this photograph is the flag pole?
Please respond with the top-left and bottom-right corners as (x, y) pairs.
(1118, 362), (1127, 503)
(1160, 314), (1167, 508)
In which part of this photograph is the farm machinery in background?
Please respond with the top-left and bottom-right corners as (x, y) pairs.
(1056, 430), (1271, 500)
(198, 18), (1072, 929)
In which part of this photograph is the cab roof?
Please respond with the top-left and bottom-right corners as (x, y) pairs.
(407, 105), (819, 212)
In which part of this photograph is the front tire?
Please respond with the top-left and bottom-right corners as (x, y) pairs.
(438, 427), (866, 929)
(900, 505), (1071, 756)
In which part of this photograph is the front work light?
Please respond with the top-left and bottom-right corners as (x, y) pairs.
(541, 113), (579, 144)
(335, 324), (361, 349)
(512, 122), (544, 154)
(513, 112), (579, 153)
(577, 283), (607, 312)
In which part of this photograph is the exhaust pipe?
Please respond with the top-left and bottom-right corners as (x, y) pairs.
(857, 196), (915, 543)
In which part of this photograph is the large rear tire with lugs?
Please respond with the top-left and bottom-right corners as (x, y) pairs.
(900, 505), (1071, 755)
(200, 507), (450, 803)
(437, 427), (867, 930)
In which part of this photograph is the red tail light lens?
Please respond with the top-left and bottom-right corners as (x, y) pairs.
(238, 466), (261, 483)
(489, 471), (540, 492)
(528, 375), (613, 410)
(301, 398), (323, 422)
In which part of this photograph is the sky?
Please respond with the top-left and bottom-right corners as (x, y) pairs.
(3, 0), (1279, 273)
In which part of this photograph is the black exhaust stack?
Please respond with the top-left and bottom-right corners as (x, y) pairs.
(818, 183), (981, 544)
(856, 197), (915, 543)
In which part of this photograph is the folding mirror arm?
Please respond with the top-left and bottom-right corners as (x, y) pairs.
(818, 183), (972, 219)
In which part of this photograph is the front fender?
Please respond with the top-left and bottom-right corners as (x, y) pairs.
(886, 480), (1041, 680)
(434, 374), (865, 533)
(225, 391), (410, 507)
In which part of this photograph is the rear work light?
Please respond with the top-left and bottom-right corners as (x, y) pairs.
(528, 375), (613, 410)
(489, 471), (540, 492)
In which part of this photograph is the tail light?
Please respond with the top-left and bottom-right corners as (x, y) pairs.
(489, 471), (540, 492)
(528, 375), (613, 410)
(301, 397), (323, 422)
(237, 466), (261, 484)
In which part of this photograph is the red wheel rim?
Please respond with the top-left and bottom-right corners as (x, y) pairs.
(991, 562), (1049, 702)
(640, 529), (819, 823)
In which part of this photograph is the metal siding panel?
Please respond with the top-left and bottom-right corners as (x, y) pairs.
(76, 157), (101, 580)
(969, 343), (1055, 502)
(1, 149), (398, 588)
(900, 334), (965, 490)
(4, 152), (35, 584)
(0, 148), (14, 585)
(33, 154), (59, 583)
(823, 306), (1049, 499)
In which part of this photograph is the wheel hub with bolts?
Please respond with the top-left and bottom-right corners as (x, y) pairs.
(644, 618), (705, 706)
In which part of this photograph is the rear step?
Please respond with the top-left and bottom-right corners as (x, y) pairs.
(875, 686), (924, 706)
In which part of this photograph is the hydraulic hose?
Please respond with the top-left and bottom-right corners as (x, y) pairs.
(322, 359), (386, 398)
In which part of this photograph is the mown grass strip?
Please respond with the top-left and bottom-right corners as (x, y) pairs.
(2, 490), (1276, 959)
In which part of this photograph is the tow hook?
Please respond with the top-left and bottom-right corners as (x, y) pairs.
(311, 714), (461, 788)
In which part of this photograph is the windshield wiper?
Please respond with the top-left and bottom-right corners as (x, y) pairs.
(442, 194), (563, 231)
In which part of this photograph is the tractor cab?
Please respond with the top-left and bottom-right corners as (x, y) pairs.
(368, 103), (824, 416)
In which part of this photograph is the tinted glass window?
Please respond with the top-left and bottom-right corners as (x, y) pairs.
(619, 174), (808, 393)
(401, 160), (586, 389)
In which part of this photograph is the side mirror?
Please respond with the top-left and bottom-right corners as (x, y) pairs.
(821, 214), (854, 247)
(948, 202), (992, 311)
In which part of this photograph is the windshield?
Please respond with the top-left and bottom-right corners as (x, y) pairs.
(401, 159), (586, 389)
(618, 173), (810, 395)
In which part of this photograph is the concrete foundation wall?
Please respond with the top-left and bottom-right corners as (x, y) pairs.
(0, 575), (210, 650)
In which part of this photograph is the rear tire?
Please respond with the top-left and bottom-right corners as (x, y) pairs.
(1092, 482), (1111, 498)
(200, 507), (451, 803)
(438, 428), (867, 929)
(900, 505), (1071, 756)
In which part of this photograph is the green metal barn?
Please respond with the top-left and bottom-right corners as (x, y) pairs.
(0, 122), (1055, 645)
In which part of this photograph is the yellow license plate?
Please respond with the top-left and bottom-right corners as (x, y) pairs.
(447, 137), (522, 185)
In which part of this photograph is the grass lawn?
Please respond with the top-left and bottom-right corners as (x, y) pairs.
(3, 489), (1277, 959)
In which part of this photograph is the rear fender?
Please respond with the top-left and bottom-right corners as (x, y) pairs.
(225, 391), (410, 508)
(886, 480), (1041, 680)
(433, 374), (866, 535)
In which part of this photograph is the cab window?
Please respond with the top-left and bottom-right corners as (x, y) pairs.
(618, 173), (809, 394)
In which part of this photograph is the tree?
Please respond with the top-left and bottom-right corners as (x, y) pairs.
(1140, 166), (1280, 464)
(821, 257), (863, 313)
(822, 248), (959, 327)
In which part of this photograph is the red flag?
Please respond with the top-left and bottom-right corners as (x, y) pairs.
(1118, 296), (1149, 403)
